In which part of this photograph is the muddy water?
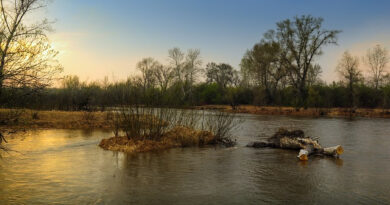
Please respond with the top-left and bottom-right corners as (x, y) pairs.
(1, 114), (390, 204)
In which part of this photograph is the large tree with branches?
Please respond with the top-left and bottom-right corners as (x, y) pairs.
(337, 51), (362, 108)
(272, 15), (340, 107)
(364, 45), (389, 89)
(0, 0), (61, 152)
(0, 0), (62, 101)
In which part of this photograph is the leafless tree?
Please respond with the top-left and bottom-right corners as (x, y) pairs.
(154, 64), (174, 92)
(0, 0), (62, 96)
(364, 45), (389, 89)
(0, 0), (61, 153)
(273, 15), (340, 106)
(184, 49), (201, 102)
(136, 57), (159, 92)
(168, 47), (201, 102)
(168, 47), (185, 83)
(337, 51), (362, 108)
(184, 49), (202, 85)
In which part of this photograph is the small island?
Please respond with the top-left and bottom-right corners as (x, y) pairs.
(97, 107), (237, 153)
(99, 126), (215, 153)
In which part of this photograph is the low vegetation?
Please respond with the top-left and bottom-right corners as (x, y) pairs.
(0, 109), (110, 129)
(195, 105), (390, 118)
(99, 126), (215, 153)
(99, 107), (238, 153)
(0, 107), (239, 154)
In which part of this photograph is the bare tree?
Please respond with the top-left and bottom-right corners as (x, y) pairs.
(167, 47), (202, 102)
(167, 47), (186, 101)
(184, 49), (201, 103)
(272, 15), (340, 106)
(184, 49), (202, 86)
(136, 57), (159, 92)
(168, 47), (185, 83)
(0, 0), (61, 153)
(0, 0), (62, 98)
(337, 51), (362, 108)
(364, 45), (389, 89)
(154, 64), (174, 92)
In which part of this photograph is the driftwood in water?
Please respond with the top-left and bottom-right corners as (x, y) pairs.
(247, 128), (344, 161)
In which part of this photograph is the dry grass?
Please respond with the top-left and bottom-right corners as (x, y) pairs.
(195, 105), (390, 118)
(0, 109), (111, 129)
(99, 126), (215, 153)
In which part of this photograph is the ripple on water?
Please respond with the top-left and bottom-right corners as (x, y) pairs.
(1, 114), (390, 204)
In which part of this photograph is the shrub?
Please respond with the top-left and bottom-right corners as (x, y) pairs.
(31, 111), (39, 120)
(110, 106), (239, 147)
(203, 111), (239, 147)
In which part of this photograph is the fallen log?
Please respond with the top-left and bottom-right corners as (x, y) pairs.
(321, 145), (344, 157)
(247, 128), (343, 161)
(297, 145), (344, 161)
(297, 144), (315, 161)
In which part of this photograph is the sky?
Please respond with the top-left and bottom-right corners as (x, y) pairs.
(39, 0), (390, 83)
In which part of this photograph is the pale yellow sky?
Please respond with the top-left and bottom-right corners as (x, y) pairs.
(44, 0), (390, 84)
(50, 30), (390, 84)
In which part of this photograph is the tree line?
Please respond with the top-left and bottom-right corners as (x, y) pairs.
(1, 13), (390, 111)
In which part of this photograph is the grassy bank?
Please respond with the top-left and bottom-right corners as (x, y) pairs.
(195, 105), (390, 118)
(2, 105), (389, 132)
(99, 126), (216, 153)
(0, 109), (111, 129)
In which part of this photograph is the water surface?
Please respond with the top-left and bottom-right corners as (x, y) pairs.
(1, 114), (390, 204)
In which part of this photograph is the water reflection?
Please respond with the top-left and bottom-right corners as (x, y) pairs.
(1, 115), (390, 204)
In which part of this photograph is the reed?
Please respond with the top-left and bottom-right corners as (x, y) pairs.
(101, 106), (239, 153)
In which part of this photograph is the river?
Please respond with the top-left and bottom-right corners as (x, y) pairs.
(1, 114), (390, 204)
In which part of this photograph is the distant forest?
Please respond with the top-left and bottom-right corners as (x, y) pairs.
(1, 15), (389, 111)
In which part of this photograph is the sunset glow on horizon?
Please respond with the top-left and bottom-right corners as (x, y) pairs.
(46, 0), (390, 83)
(2, 1), (390, 203)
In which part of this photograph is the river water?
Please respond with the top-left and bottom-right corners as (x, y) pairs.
(1, 114), (390, 204)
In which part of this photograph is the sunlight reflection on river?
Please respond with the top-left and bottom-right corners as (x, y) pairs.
(1, 114), (390, 204)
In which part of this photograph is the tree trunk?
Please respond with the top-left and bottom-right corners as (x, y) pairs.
(0, 65), (4, 103)
(297, 144), (315, 161)
(297, 145), (344, 161)
(321, 145), (344, 157)
(247, 128), (344, 161)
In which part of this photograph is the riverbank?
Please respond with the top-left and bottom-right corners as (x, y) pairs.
(195, 105), (390, 118)
(0, 109), (110, 129)
(2, 113), (389, 204)
(99, 126), (216, 153)
(0, 109), (223, 154)
(2, 105), (390, 132)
